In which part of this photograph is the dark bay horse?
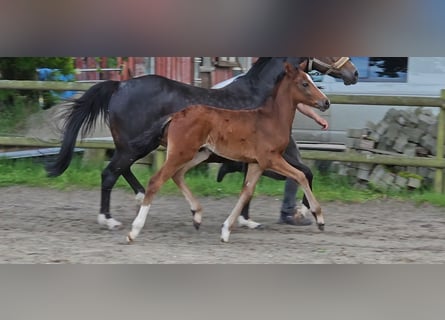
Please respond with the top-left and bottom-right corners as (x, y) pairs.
(127, 62), (329, 243)
(46, 57), (358, 230)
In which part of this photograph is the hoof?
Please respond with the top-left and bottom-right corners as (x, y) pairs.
(193, 221), (201, 230)
(318, 224), (325, 231)
(220, 224), (230, 242)
(278, 214), (312, 226)
(134, 192), (145, 203)
(126, 234), (134, 244)
(97, 214), (123, 230)
(237, 216), (263, 229)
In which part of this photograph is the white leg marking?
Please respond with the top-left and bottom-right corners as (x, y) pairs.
(134, 192), (145, 203)
(193, 210), (202, 224)
(127, 205), (151, 242)
(97, 214), (123, 230)
(237, 216), (262, 229)
(298, 204), (310, 218)
(97, 213), (107, 226)
(220, 222), (231, 243)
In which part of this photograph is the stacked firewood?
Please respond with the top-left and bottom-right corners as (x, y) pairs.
(336, 108), (440, 190)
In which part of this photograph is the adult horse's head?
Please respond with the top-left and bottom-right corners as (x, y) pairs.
(285, 61), (330, 112)
(308, 57), (358, 85)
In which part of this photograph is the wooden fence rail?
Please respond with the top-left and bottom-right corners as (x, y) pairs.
(0, 80), (444, 193)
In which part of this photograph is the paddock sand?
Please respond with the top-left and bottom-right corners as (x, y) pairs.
(1, 186), (444, 263)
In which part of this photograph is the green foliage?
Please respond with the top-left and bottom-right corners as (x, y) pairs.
(0, 57), (75, 131)
(0, 57), (75, 109)
(0, 93), (39, 133)
(0, 57), (74, 80)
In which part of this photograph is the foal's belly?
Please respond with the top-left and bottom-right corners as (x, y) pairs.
(203, 134), (257, 163)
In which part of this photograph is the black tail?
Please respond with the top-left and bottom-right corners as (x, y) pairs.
(46, 80), (120, 177)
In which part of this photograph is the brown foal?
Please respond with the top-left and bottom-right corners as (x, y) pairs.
(127, 61), (330, 243)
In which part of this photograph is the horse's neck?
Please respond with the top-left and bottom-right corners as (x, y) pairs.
(268, 80), (297, 132)
(227, 58), (287, 96)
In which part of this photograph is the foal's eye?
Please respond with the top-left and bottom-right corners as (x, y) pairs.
(302, 82), (309, 88)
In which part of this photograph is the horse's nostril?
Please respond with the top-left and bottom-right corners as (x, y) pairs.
(354, 70), (359, 77)
(325, 100), (330, 109)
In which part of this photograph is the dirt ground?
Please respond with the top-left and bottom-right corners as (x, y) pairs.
(1, 186), (444, 264)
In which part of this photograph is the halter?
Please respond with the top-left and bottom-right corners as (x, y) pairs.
(307, 57), (350, 75)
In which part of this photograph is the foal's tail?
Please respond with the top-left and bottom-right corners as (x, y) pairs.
(46, 80), (120, 177)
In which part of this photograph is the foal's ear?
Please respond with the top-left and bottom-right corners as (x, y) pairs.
(299, 59), (308, 71)
(284, 62), (297, 75)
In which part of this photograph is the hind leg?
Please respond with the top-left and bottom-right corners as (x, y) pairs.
(122, 169), (145, 202)
(98, 151), (136, 230)
(127, 153), (191, 243)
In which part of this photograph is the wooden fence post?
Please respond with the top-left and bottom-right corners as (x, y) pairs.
(434, 90), (445, 193)
(152, 149), (166, 172)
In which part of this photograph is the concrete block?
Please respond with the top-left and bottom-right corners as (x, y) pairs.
(357, 168), (370, 181)
(407, 177), (422, 189)
(358, 163), (374, 171)
(420, 134), (434, 153)
(403, 143), (417, 157)
(418, 112), (436, 125)
(382, 172), (396, 185)
(385, 124), (401, 141)
(359, 138), (375, 149)
(406, 166), (417, 174)
(402, 127), (424, 144)
(392, 134), (409, 153)
(369, 165), (386, 183)
(376, 121), (390, 135)
(368, 131), (381, 142)
(429, 122), (438, 138)
(383, 108), (400, 122)
(396, 115), (407, 126)
(395, 175), (408, 188)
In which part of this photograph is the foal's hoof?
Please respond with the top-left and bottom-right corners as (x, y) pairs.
(318, 224), (325, 231)
(220, 225), (230, 243)
(126, 234), (134, 244)
(193, 221), (201, 230)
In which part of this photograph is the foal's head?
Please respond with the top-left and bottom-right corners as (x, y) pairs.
(285, 62), (330, 111)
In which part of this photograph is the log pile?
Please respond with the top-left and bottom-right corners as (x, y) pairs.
(336, 107), (440, 190)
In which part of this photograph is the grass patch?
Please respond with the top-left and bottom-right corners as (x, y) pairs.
(0, 157), (444, 207)
(0, 94), (40, 134)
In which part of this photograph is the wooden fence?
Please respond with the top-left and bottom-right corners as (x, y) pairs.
(0, 80), (444, 193)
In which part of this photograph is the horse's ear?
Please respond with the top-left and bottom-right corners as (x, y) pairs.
(284, 62), (296, 75)
(299, 60), (308, 71)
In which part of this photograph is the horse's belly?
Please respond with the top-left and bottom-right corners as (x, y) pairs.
(204, 142), (256, 163)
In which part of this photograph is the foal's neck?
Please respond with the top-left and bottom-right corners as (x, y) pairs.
(268, 78), (297, 132)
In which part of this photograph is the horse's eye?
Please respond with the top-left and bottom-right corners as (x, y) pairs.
(302, 82), (309, 88)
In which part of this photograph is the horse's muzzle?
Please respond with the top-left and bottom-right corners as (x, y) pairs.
(317, 99), (330, 112)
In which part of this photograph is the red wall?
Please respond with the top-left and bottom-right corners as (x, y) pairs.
(155, 57), (193, 84)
